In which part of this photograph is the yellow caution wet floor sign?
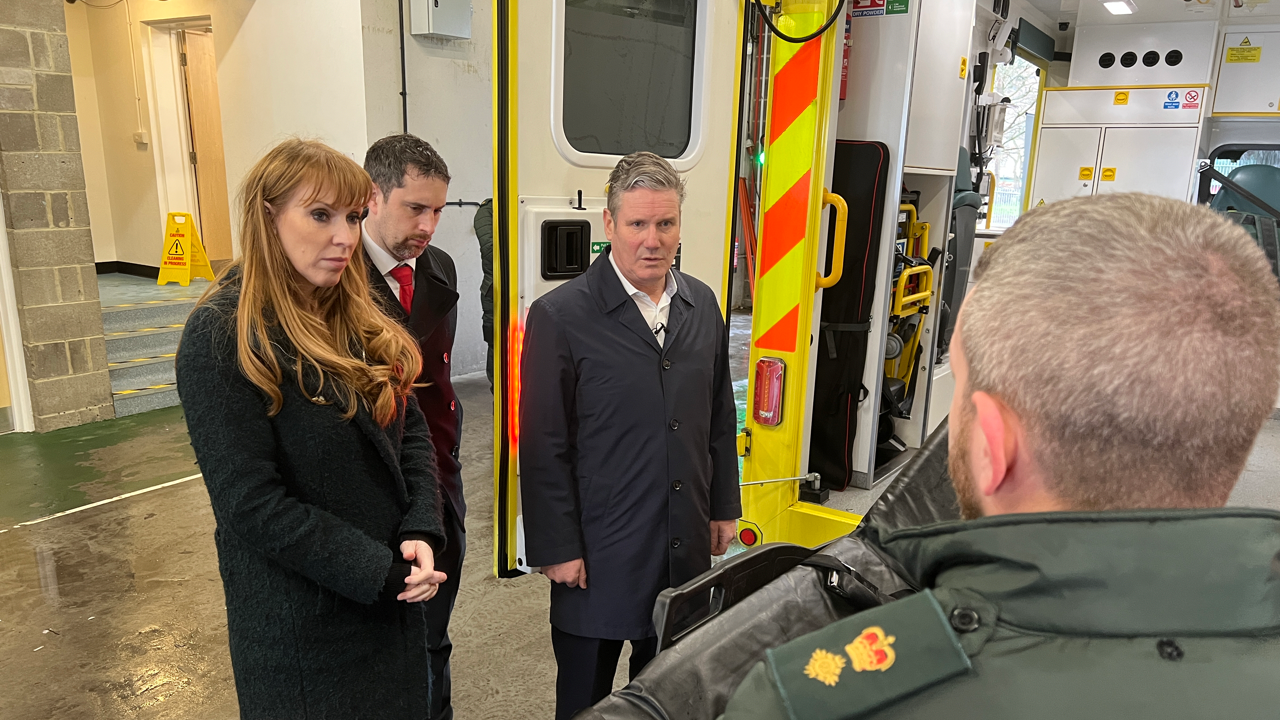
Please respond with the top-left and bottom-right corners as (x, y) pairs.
(158, 212), (215, 286)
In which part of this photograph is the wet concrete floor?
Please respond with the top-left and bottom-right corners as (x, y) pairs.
(0, 374), (573, 719)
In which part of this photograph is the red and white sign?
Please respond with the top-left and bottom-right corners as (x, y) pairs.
(1183, 89), (1200, 109)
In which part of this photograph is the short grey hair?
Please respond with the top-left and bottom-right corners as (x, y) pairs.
(606, 151), (686, 218)
(960, 193), (1280, 509)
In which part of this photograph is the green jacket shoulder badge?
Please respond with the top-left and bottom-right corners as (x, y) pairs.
(765, 590), (971, 719)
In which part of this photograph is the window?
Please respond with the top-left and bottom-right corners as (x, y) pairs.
(561, 0), (697, 158)
(1202, 146), (1280, 201)
(987, 55), (1041, 230)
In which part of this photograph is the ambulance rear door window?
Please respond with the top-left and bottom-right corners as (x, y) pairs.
(562, 0), (697, 158)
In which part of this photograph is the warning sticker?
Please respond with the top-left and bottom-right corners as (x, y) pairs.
(1226, 46), (1262, 63)
(1183, 89), (1200, 110)
(1163, 90), (1180, 109)
(849, 0), (885, 17)
(849, 0), (908, 18)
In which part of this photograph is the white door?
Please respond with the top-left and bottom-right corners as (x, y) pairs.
(1096, 126), (1199, 201)
(1027, 127), (1102, 208)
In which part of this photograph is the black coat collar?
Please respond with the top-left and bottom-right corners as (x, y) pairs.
(586, 248), (694, 355)
(363, 246), (459, 340)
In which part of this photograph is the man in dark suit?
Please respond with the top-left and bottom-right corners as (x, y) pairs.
(362, 134), (464, 720)
(520, 152), (742, 720)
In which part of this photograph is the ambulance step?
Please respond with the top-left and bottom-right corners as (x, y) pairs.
(108, 354), (177, 393)
(112, 383), (180, 417)
(105, 325), (184, 362)
(100, 298), (198, 334)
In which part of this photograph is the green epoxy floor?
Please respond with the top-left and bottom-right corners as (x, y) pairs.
(0, 405), (197, 527)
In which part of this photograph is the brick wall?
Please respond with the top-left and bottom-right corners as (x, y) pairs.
(0, 0), (113, 431)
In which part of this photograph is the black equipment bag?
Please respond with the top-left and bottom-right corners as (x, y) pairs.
(577, 424), (960, 720)
(808, 141), (892, 491)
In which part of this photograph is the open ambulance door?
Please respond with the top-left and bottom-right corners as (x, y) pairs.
(737, 0), (972, 550)
(735, 0), (862, 549)
(492, 0), (747, 577)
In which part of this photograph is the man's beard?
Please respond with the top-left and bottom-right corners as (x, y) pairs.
(389, 234), (430, 262)
(948, 401), (985, 520)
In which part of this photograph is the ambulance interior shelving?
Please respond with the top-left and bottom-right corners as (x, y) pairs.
(490, 0), (1280, 577)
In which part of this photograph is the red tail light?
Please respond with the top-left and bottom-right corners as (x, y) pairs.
(753, 357), (785, 426)
(506, 316), (525, 450)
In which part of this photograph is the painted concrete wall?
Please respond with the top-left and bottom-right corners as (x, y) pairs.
(63, 4), (116, 263)
(362, 0), (493, 377)
(71, 0), (370, 267)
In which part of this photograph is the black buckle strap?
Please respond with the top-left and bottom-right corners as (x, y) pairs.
(821, 321), (871, 360)
(801, 554), (896, 610)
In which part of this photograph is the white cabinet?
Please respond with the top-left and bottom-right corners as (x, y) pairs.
(1028, 127), (1102, 206)
(1029, 125), (1199, 205)
(1095, 127), (1199, 200)
(1213, 32), (1280, 115)
(1028, 87), (1204, 209)
(903, 0), (977, 173)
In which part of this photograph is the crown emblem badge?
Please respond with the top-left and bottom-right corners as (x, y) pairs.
(846, 626), (896, 672)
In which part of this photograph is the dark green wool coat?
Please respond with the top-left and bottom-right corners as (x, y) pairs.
(721, 509), (1280, 720)
(176, 284), (447, 720)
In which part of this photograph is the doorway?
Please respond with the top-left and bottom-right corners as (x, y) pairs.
(143, 20), (232, 266)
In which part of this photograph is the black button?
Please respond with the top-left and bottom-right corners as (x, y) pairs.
(949, 607), (981, 633)
(669, 419), (679, 430)
(672, 481), (682, 491)
(662, 359), (672, 370)
(1156, 639), (1184, 662)
(671, 538), (681, 549)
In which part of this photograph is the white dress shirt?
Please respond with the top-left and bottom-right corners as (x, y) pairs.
(361, 226), (417, 303)
(609, 251), (677, 346)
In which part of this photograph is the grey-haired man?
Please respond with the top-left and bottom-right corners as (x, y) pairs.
(520, 152), (742, 720)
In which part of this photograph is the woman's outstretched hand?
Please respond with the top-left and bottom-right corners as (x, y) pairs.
(397, 540), (448, 602)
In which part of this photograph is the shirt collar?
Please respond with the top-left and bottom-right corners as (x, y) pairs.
(361, 224), (417, 276)
(608, 248), (676, 303)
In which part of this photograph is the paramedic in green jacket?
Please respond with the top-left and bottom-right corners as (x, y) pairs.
(720, 193), (1280, 720)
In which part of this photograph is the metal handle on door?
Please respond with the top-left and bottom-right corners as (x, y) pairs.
(816, 190), (848, 290)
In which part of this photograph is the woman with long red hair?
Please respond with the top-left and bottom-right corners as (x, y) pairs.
(177, 139), (446, 719)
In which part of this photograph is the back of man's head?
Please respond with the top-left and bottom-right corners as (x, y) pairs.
(960, 193), (1280, 509)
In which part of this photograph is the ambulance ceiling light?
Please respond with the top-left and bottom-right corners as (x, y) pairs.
(1101, 0), (1137, 15)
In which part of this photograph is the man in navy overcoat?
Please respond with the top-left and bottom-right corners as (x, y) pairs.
(520, 152), (742, 720)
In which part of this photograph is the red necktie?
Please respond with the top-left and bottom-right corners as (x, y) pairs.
(389, 264), (414, 313)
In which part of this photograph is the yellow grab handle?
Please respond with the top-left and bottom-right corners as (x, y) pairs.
(985, 171), (996, 230)
(892, 265), (933, 317)
(816, 190), (848, 290)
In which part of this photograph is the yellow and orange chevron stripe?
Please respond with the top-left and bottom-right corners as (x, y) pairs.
(754, 3), (833, 354)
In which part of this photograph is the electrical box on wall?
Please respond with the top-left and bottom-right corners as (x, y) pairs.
(410, 0), (472, 39)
